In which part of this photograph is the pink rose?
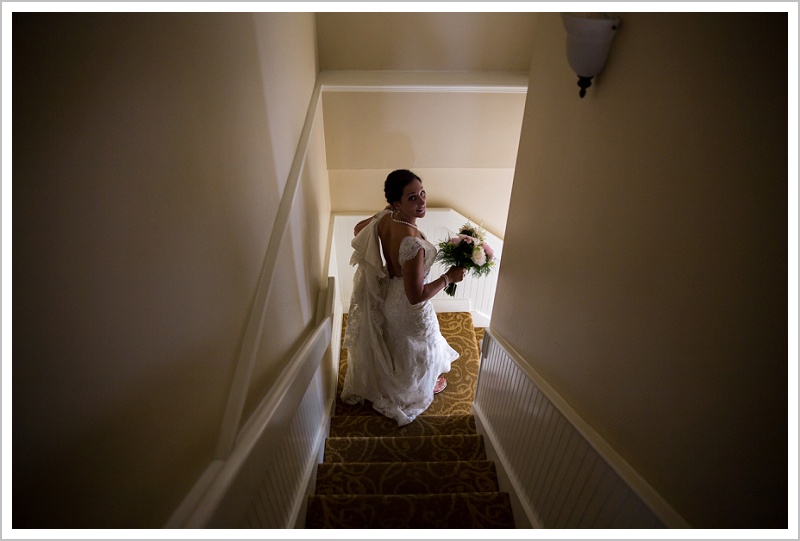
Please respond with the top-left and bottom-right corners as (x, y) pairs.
(483, 243), (495, 260)
(459, 234), (475, 245)
(448, 237), (460, 245)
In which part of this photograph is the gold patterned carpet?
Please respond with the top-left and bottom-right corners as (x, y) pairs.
(305, 312), (514, 529)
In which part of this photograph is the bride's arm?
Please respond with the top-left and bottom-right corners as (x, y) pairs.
(402, 251), (464, 305)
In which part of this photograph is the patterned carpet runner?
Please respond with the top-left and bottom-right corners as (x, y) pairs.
(305, 312), (515, 529)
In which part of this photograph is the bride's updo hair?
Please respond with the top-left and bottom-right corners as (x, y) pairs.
(384, 169), (421, 204)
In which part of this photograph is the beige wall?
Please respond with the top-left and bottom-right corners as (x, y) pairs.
(12, 12), (326, 527)
(316, 12), (538, 71)
(322, 92), (524, 170)
(493, 13), (787, 527)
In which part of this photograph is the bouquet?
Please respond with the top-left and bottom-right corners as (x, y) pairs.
(435, 221), (498, 297)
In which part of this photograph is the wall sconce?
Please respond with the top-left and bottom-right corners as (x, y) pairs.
(562, 13), (620, 98)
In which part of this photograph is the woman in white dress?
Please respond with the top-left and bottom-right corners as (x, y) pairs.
(340, 170), (466, 426)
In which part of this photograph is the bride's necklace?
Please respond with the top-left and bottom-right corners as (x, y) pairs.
(392, 212), (418, 230)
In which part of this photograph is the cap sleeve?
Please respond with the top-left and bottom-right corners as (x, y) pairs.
(398, 236), (428, 268)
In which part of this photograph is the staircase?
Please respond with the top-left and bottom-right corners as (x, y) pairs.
(305, 313), (515, 528)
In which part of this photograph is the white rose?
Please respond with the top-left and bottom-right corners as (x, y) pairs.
(471, 245), (487, 266)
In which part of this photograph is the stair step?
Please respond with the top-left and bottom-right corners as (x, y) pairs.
(329, 414), (476, 438)
(306, 492), (515, 528)
(323, 434), (487, 463)
(314, 460), (499, 495)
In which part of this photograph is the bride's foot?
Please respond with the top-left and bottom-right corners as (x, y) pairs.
(433, 375), (447, 394)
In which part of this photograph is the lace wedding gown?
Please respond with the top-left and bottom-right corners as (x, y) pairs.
(341, 210), (459, 426)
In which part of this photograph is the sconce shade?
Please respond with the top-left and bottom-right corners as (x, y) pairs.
(562, 13), (620, 97)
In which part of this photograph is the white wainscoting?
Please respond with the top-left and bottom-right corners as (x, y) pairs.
(166, 279), (338, 528)
(332, 209), (502, 327)
(473, 330), (690, 529)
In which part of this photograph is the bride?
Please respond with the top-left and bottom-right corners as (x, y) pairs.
(340, 169), (466, 426)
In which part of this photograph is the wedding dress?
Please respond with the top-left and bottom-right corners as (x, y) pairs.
(341, 209), (459, 426)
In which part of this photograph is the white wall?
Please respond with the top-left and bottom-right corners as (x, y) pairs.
(12, 12), (327, 527)
(493, 12), (788, 528)
(328, 168), (514, 239)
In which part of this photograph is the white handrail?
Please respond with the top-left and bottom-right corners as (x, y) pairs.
(166, 278), (335, 528)
(214, 80), (323, 460)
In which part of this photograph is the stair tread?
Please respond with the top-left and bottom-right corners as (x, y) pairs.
(329, 414), (476, 438)
(306, 492), (515, 528)
(315, 460), (500, 495)
(324, 434), (487, 463)
(325, 434), (484, 442)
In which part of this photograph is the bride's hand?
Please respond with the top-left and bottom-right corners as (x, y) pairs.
(446, 266), (466, 283)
